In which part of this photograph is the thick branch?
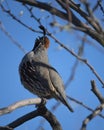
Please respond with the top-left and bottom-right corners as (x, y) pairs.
(0, 98), (41, 116)
(68, 0), (102, 32)
(38, 106), (62, 130)
(6, 106), (62, 130)
(0, 126), (13, 130)
(15, 0), (104, 47)
(0, 98), (62, 130)
(16, 0), (84, 28)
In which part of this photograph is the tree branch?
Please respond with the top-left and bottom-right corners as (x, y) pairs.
(0, 126), (13, 130)
(67, 96), (104, 118)
(48, 32), (104, 86)
(0, 98), (41, 116)
(0, 21), (26, 54)
(81, 103), (104, 130)
(91, 80), (104, 103)
(15, 0), (104, 47)
(0, 98), (62, 130)
(0, 3), (41, 33)
(81, 80), (104, 130)
(1, 2), (103, 87)
(3, 106), (62, 130)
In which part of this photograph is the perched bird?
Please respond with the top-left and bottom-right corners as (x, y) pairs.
(19, 36), (73, 112)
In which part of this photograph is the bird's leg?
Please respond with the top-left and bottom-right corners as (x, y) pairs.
(36, 98), (47, 108)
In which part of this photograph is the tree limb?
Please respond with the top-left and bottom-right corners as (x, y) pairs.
(15, 0), (104, 47)
(81, 103), (104, 130)
(0, 126), (13, 130)
(91, 80), (104, 103)
(0, 98), (41, 116)
(81, 80), (104, 130)
(6, 106), (62, 130)
(48, 32), (104, 86)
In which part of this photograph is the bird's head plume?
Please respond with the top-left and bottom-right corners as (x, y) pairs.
(32, 36), (50, 51)
(32, 25), (50, 51)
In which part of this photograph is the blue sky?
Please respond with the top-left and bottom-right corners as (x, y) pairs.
(0, 0), (104, 130)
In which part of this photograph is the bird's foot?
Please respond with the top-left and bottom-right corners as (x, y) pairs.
(36, 98), (47, 108)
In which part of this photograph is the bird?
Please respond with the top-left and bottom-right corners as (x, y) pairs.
(19, 36), (73, 112)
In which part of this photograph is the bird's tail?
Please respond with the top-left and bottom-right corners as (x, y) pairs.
(58, 95), (74, 112)
(62, 97), (74, 112)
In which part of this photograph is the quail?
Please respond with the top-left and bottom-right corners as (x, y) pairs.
(19, 36), (73, 112)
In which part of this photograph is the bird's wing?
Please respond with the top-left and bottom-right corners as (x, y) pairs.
(48, 66), (74, 112)
(48, 66), (66, 99)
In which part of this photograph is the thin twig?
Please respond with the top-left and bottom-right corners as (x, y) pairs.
(16, 0), (104, 46)
(81, 104), (104, 130)
(78, 0), (102, 32)
(91, 80), (104, 103)
(24, 5), (41, 25)
(98, 0), (104, 15)
(48, 32), (104, 86)
(67, 96), (104, 118)
(0, 4), (41, 33)
(24, 1), (104, 87)
(81, 80), (104, 130)
(0, 21), (26, 54)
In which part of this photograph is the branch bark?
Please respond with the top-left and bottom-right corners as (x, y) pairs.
(2, 106), (62, 130)
(0, 126), (13, 130)
(91, 80), (104, 103)
(47, 32), (104, 86)
(0, 98), (41, 116)
(81, 80), (104, 130)
(81, 104), (104, 130)
(15, 0), (104, 47)
(0, 98), (62, 130)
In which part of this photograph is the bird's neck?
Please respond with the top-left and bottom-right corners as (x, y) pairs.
(33, 48), (49, 63)
(33, 45), (46, 52)
(33, 46), (47, 54)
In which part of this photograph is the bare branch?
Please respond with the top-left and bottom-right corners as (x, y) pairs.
(98, 0), (104, 15)
(0, 126), (13, 130)
(65, 59), (79, 87)
(1, 1), (104, 129)
(56, 0), (72, 24)
(37, 94), (104, 130)
(77, 34), (104, 54)
(67, 96), (104, 118)
(81, 104), (104, 130)
(0, 3), (41, 33)
(24, 5), (41, 25)
(48, 32), (104, 86)
(15, 0), (104, 47)
(81, 80), (104, 130)
(6, 7), (102, 89)
(5, 106), (62, 130)
(16, 0), (85, 27)
(91, 80), (104, 103)
(0, 21), (26, 54)
(60, 0), (102, 33)
(65, 35), (86, 87)
(0, 98), (41, 116)
(38, 106), (62, 130)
